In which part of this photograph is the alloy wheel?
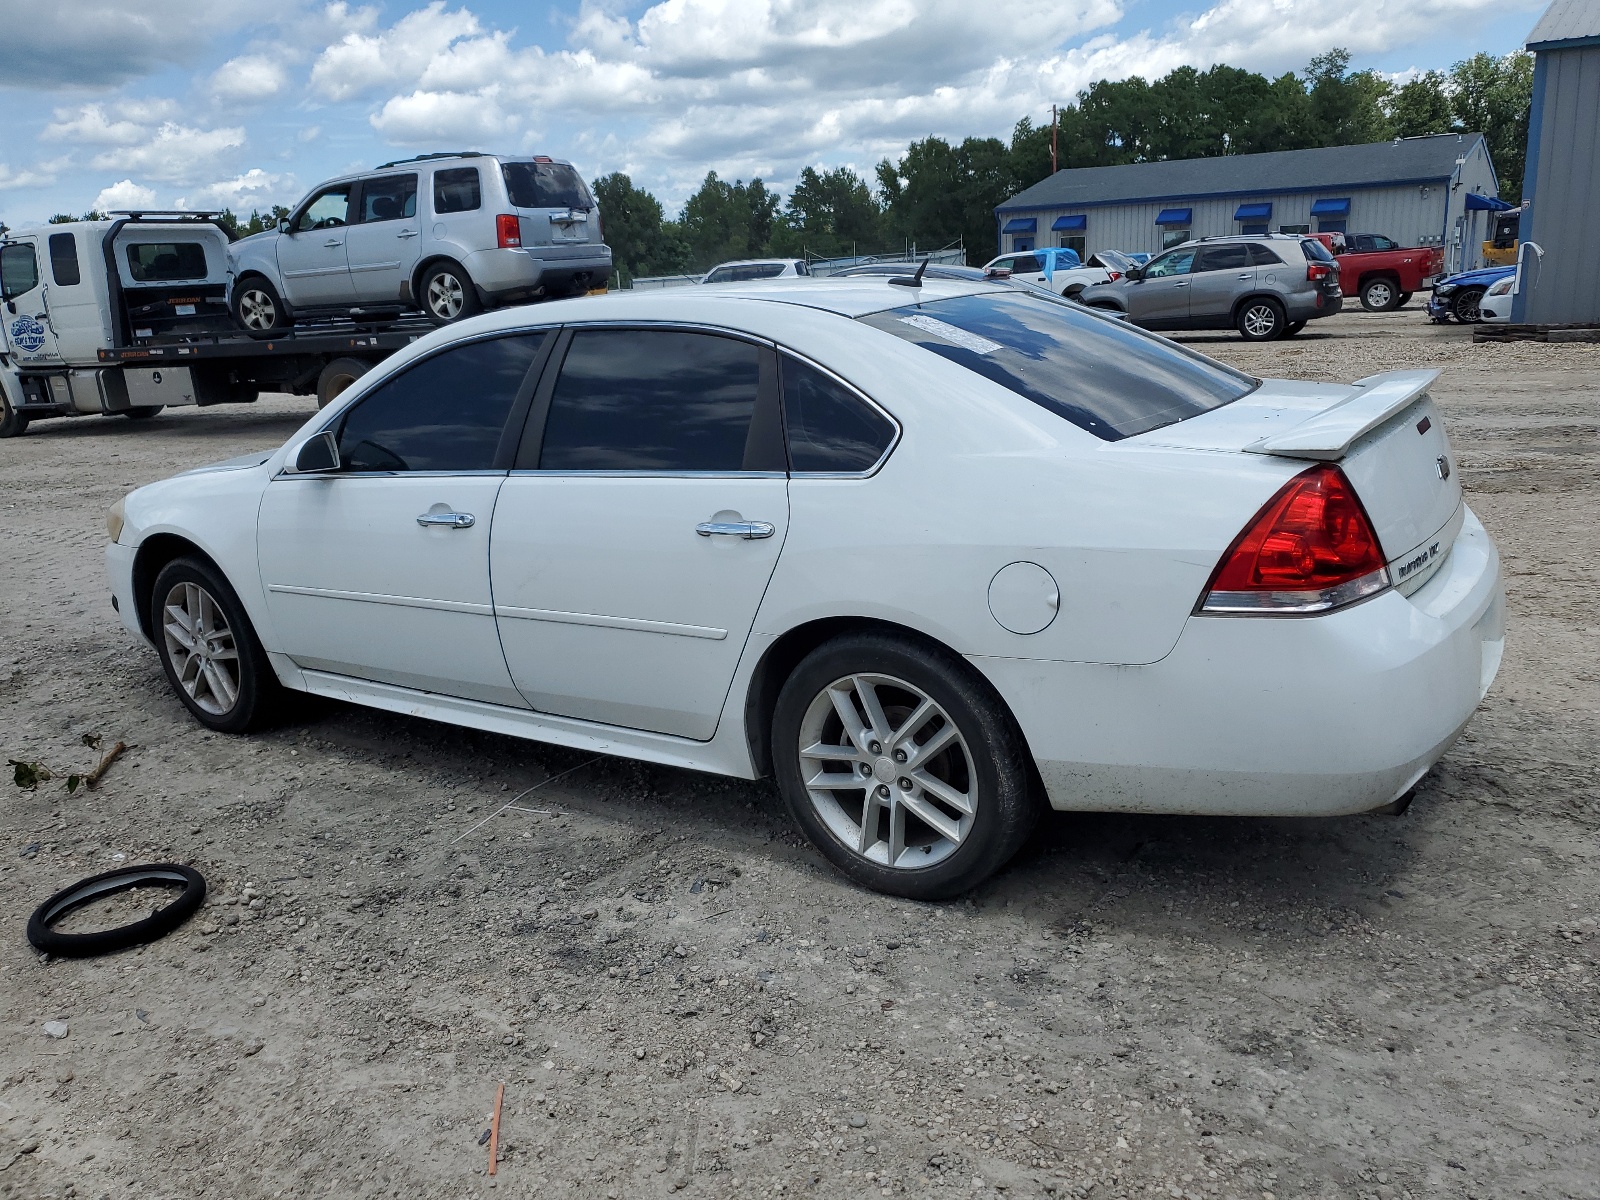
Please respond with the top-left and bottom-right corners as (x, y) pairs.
(237, 289), (277, 330)
(1242, 303), (1279, 338)
(1365, 281), (1394, 310)
(161, 581), (241, 716)
(427, 272), (465, 320)
(1453, 289), (1484, 324)
(797, 673), (977, 869)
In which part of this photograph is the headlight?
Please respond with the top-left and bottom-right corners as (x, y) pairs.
(106, 497), (126, 544)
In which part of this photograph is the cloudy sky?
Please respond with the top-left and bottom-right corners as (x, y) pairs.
(0, 0), (1545, 225)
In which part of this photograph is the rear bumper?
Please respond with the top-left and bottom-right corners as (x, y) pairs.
(975, 506), (1504, 816)
(464, 245), (613, 302)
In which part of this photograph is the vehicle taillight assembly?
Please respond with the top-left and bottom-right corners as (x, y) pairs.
(496, 214), (521, 248)
(1306, 262), (1331, 282)
(1106, 270), (1122, 282)
(1198, 464), (1390, 615)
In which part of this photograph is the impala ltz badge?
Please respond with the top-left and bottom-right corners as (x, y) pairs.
(1436, 455), (1451, 481)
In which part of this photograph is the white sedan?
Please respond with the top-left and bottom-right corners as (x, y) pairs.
(1476, 273), (1516, 323)
(105, 279), (1504, 898)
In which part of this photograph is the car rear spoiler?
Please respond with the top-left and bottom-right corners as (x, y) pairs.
(1242, 369), (1441, 461)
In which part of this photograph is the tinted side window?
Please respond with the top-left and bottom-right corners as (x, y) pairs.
(1195, 244), (1250, 272)
(1012, 255), (1042, 273)
(781, 356), (894, 473)
(0, 244), (39, 299)
(732, 263), (785, 281)
(1144, 249), (1196, 277)
(540, 330), (760, 471)
(125, 242), (208, 282)
(434, 167), (481, 214)
(359, 174), (417, 222)
(1248, 244), (1285, 266)
(49, 233), (81, 286)
(336, 334), (546, 472)
(295, 186), (353, 232)
(1372, 235), (1397, 251)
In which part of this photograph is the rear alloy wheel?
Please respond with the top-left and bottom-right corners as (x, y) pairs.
(1237, 297), (1286, 341)
(1396, 291), (1413, 308)
(1360, 277), (1399, 311)
(421, 262), (482, 325)
(151, 557), (281, 733)
(232, 277), (290, 334)
(1284, 320), (1307, 337)
(1452, 287), (1487, 324)
(772, 632), (1038, 899)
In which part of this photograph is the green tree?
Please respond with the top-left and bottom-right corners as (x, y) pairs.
(1450, 51), (1534, 198)
(878, 135), (1012, 263)
(1388, 71), (1455, 138)
(678, 172), (781, 270)
(591, 172), (689, 283)
(1303, 49), (1394, 145)
(772, 166), (882, 257)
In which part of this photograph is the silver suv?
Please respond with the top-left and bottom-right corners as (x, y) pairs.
(1078, 234), (1342, 341)
(227, 152), (611, 330)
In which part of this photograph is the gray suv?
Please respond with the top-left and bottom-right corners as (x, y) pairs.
(1078, 234), (1342, 341)
(227, 152), (612, 330)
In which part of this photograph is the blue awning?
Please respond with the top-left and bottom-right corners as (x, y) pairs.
(1051, 214), (1087, 231)
(1310, 197), (1351, 216)
(1465, 193), (1514, 211)
(1155, 208), (1192, 225)
(1234, 202), (1272, 220)
(1002, 217), (1037, 234)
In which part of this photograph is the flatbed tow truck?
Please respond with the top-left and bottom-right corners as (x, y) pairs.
(1, 211), (434, 438)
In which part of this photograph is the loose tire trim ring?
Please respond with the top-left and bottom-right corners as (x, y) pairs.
(26, 863), (207, 958)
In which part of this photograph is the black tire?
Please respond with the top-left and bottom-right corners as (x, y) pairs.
(1452, 287), (1486, 324)
(771, 631), (1039, 900)
(27, 863), (207, 958)
(1236, 296), (1286, 341)
(316, 356), (372, 409)
(150, 555), (282, 733)
(122, 406), (163, 420)
(1284, 320), (1307, 336)
(231, 275), (291, 335)
(0, 386), (29, 438)
(1396, 291), (1413, 308)
(420, 261), (482, 325)
(1360, 277), (1401, 312)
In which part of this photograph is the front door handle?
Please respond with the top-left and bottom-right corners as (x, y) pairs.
(417, 512), (475, 529)
(1238, 272), (1253, 279)
(397, 229), (419, 239)
(1173, 281), (1189, 287)
(324, 238), (344, 248)
(696, 520), (775, 540)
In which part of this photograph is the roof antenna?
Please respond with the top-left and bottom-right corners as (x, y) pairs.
(889, 257), (929, 288)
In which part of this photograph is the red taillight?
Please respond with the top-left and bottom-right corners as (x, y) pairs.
(1106, 270), (1122, 282)
(496, 214), (521, 248)
(1199, 464), (1389, 615)
(1306, 262), (1331, 281)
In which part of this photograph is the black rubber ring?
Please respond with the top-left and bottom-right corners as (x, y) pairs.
(26, 863), (207, 958)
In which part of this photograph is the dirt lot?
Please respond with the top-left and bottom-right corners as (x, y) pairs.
(1, 307), (1596, 1200)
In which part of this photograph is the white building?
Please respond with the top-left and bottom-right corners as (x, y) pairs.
(995, 133), (1502, 274)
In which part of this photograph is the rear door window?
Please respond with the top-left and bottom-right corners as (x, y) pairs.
(125, 242), (208, 282)
(1248, 244), (1285, 266)
(502, 162), (593, 210)
(859, 291), (1255, 441)
(1011, 254), (1042, 273)
(536, 330), (763, 471)
(780, 355), (896, 473)
(335, 334), (547, 473)
(433, 167), (481, 214)
(357, 174), (417, 223)
(48, 233), (81, 286)
(1195, 244), (1251, 272)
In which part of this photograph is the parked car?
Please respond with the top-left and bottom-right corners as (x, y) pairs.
(1308, 232), (1445, 311)
(980, 247), (1133, 296)
(226, 152), (612, 331)
(703, 259), (810, 283)
(105, 277), (1501, 899)
(1476, 273), (1516, 323)
(830, 260), (1097, 306)
(1427, 265), (1516, 324)
(1078, 234), (1343, 340)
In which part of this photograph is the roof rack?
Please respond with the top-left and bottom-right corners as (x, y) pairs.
(109, 210), (227, 219)
(374, 151), (485, 169)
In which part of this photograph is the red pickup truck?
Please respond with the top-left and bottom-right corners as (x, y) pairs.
(1309, 233), (1444, 312)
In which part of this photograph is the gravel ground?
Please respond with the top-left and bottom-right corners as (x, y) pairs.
(1, 307), (1596, 1200)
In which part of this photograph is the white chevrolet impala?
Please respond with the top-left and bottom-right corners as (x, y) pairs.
(105, 278), (1504, 898)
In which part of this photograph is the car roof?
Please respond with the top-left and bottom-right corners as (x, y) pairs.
(833, 263), (987, 279)
(706, 259), (802, 269)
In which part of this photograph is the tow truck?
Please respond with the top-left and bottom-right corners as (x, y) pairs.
(0, 211), (431, 438)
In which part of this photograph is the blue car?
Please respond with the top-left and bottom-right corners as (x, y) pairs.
(1428, 265), (1515, 324)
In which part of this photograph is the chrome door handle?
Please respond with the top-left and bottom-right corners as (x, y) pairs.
(1238, 272), (1253, 278)
(324, 239), (343, 248)
(1174, 281), (1188, 287)
(397, 229), (419, 239)
(696, 520), (775, 540)
(417, 512), (475, 529)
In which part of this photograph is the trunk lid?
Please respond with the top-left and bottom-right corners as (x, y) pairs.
(1137, 371), (1463, 595)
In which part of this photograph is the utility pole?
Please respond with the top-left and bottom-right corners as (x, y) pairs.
(1051, 104), (1058, 174)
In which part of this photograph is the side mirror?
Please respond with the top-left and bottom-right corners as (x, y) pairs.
(1125, 267), (1144, 282)
(278, 220), (292, 235)
(286, 430), (339, 474)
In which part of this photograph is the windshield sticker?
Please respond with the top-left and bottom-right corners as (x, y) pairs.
(897, 314), (1002, 355)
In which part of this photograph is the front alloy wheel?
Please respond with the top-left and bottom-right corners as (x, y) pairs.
(1452, 287), (1486, 324)
(151, 557), (280, 733)
(161, 580), (241, 716)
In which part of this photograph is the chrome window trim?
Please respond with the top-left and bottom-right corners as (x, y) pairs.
(274, 468), (509, 481)
(507, 470), (788, 480)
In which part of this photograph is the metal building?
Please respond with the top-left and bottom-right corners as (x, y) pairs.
(994, 133), (1502, 274)
(1511, 0), (1600, 324)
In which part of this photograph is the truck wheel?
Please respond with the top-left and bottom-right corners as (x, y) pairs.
(0, 388), (29, 438)
(122, 406), (163, 420)
(316, 357), (372, 409)
(1284, 320), (1307, 336)
(232, 277), (290, 335)
(1360, 277), (1400, 311)
(420, 261), (482, 325)
(1237, 297), (1286, 341)
(1452, 287), (1486, 324)
(1396, 291), (1413, 308)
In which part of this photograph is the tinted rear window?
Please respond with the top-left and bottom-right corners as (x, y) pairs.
(125, 242), (208, 282)
(859, 291), (1255, 441)
(1301, 238), (1335, 263)
(502, 162), (593, 210)
(434, 167), (481, 214)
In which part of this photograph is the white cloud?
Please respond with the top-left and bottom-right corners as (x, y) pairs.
(370, 89), (512, 146)
(0, 1), (252, 90)
(309, 2), (485, 101)
(44, 100), (183, 146)
(176, 168), (300, 213)
(90, 123), (247, 185)
(92, 179), (159, 211)
(207, 54), (292, 105)
(0, 159), (70, 191)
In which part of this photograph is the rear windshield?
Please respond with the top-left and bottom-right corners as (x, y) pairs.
(125, 242), (208, 282)
(502, 161), (593, 210)
(707, 263), (787, 283)
(1301, 238), (1335, 263)
(859, 291), (1256, 441)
